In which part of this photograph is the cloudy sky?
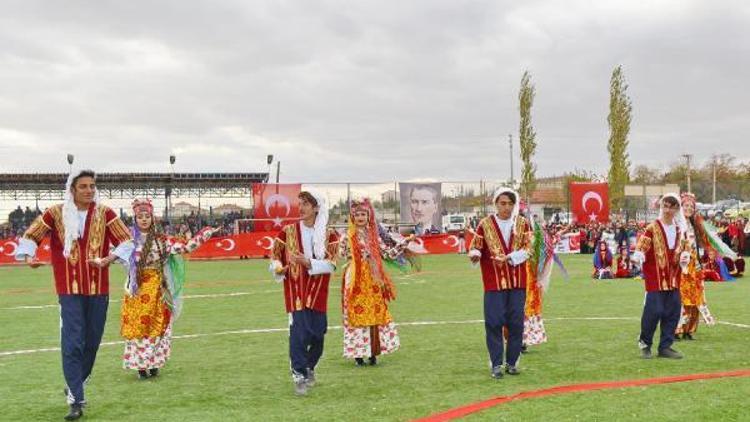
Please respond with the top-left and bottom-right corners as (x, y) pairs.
(1, 0), (748, 182)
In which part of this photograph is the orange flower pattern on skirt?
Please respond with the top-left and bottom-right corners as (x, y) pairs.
(342, 265), (400, 358)
(121, 269), (171, 340)
(679, 264), (705, 307)
(345, 260), (392, 327)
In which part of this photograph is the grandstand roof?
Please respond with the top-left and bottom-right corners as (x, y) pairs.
(0, 172), (268, 200)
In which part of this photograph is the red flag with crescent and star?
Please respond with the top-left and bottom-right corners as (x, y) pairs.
(252, 183), (302, 231)
(570, 182), (609, 223)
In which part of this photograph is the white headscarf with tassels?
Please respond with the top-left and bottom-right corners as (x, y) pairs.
(62, 169), (101, 258)
(304, 189), (329, 259)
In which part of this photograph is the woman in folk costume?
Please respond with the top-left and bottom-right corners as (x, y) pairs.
(592, 240), (613, 279)
(340, 198), (404, 366)
(120, 199), (216, 379)
(615, 244), (633, 278)
(675, 193), (716, 340)
(701, 249), (725, 281)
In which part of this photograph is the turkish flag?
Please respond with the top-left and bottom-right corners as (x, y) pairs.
(188, 232), (279, 259)
(570, 182), (609, 223)
(251, 183), (301, 231)
(0, 237), (52, 265)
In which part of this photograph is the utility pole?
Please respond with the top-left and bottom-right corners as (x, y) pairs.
(712, 156), (717, 203)
(682, 154), (692, 193)
(275, 161), (281, 183)
(508, 134), (514, 186)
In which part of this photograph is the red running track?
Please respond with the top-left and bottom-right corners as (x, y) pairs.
(414, 369), (750, 422)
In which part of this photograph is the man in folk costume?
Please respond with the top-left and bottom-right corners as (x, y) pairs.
(675, 193), (716, 340)
(631, 194), (688, 360)
(15, 170), (133, 420)
(468, 188), (533, 378)
(269, 190), (340, 395)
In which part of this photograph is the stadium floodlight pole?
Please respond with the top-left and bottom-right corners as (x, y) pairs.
(66, 154), (74, 173)
(266, 154), (273, 181)
(167, 154), (176, 221)
(682, 153), (692, 193)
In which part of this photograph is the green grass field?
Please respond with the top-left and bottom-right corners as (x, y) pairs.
(1, 255), (748, 421)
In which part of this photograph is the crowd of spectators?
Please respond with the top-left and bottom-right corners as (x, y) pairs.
(4, 204), (750, 260)
(542, 215), (749, 258)
(1, 206), (42, 239)
(1, 208), (251, 240)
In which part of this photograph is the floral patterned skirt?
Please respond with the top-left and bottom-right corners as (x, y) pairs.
(342, 267), (400, 359)
(523, 315), (547, 346)
(123, 324), (172, 370)
(120, 268), (173, 370)
(523, 281), (547, 346)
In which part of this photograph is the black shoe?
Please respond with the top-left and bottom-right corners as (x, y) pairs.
(674, 335), (682, 341)
(64, 404), (83, 421)
(491, 365), (504, 379)
(521, 344), (528, 354)
(658, 347), (683, 359)
(138, 370), (150, 380)
(149, 368), (159, 377)
(293, 377), (308, 396)
(368, 356), (377, 366)
(305, 368), (316, 387)
(684, 333), (694, 341)
(505, 365), (520, 375)
(355, 358), (366, 366)
(641, 348), (653, 359)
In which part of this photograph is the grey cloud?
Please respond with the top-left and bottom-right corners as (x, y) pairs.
(0, 0), (748, 182)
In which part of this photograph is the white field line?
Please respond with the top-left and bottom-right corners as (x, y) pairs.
(1, 281), (429, 310)
(717, 321), (750, 329)
(0, 290), (280, 311)
(2, 317), (747, 358)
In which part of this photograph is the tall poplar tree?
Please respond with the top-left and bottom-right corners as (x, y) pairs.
(519, 70), (537, 203)
(607, 65), (632, 210)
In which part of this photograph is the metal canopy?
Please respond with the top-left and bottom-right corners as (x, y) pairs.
(0, 172), (269, 200)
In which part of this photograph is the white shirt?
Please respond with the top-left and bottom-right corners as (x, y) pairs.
(493, 215), (513, 245)
(76, 210), (88, 237)
(301, 223), (315, 260)
(662, 222), (677, 250)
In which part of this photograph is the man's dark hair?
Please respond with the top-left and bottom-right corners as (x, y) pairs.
(496, 191), (516, 204)
(71, 170), (96, 189)
(662, 196), (679, 207)
(410, 185), (438, 202)
(298, 191), (318, 207)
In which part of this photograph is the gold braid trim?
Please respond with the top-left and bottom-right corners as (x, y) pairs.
(479, 216), (504, 259)
(87, 207), (106, 261)
(284, 225), (301, 280)
(636, 234), (652, 254)
(23, 216), (50, 243)
(649, 223), (668, 269)
(512, 216), (530, 252)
